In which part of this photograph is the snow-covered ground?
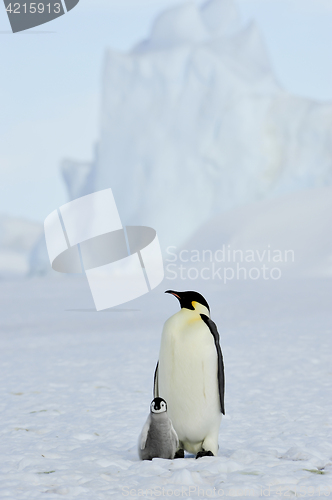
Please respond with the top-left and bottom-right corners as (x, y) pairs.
(0, 272), (331, 499)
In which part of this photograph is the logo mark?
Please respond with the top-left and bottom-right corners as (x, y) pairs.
(44, 188), (164, 310)
(3, 0), (79, 33)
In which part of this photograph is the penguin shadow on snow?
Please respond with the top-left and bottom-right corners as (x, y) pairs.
(137, 290), (225, 461)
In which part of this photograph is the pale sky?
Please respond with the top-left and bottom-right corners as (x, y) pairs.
(0, 0), (331, 222)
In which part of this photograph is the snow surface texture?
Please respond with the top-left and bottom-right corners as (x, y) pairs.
(0, 273), (331, 499)
(88, 0), (332, 249)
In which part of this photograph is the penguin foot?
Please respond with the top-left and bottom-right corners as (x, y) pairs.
(174, 449), (185, 459)
(195, 450), (214, 459)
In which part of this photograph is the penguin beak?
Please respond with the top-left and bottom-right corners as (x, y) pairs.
(165, 290), (181, 300)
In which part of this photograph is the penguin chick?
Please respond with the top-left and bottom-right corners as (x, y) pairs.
(154, 290), (225, 459)
(138, 397), (179, 461)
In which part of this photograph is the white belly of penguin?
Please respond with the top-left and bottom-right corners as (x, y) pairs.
(158, 314), (220, 452)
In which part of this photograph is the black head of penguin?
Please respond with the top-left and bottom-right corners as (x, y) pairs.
(150, 397), (167, 414)
(165, 290), (210, 313)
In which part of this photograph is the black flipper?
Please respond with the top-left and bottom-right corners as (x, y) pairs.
(200, 314), (225, 415)
(153, 361), (159, 398)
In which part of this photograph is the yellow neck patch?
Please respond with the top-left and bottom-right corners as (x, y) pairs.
(191, 301), (210, 317)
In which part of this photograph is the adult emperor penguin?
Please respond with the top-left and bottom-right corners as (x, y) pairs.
(138, 397), (179, 460)
(154, 290), (225, 459)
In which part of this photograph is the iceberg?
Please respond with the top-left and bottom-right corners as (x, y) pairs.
(88, 0), (332, 249)
(30, 0), (332, 274)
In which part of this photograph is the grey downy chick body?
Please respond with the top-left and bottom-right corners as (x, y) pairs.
(138, 398), (179, 460)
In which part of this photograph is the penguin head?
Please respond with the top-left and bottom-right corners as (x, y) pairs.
(150, 397), (167, 414)
(165, 290), (210, 316)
